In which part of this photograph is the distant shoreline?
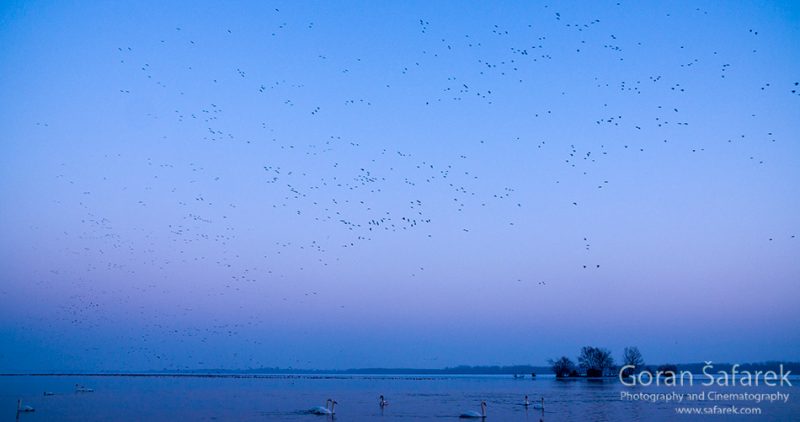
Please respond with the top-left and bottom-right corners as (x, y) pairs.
(0, 373), (540, 380)
(2, 361), (797, 378)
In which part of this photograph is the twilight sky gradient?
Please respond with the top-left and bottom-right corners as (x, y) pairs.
(1, 1), (798, 372)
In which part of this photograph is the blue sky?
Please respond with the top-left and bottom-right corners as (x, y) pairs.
(0, 0), (798, 371)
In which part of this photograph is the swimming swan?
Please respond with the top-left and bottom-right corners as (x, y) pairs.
(17, 400), (35, 413)
(459, 401), (487, 419)
(308, 399), (332, 415)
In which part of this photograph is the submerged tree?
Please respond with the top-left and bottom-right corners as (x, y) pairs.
(621, 346), (645, 377)
(578, 346), (615, 377)
(549, 356), (576, 378)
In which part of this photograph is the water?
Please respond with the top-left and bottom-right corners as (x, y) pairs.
(1, 374), (797, 421)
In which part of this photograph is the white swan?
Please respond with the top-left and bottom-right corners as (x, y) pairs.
(524, 395), (530, 407)
(17, 400), (35, 413)
(459, 401), (486, 419)
(531, 397), (545, 410)
(308, 398), (332, 415)
(379, 395), (388, 407)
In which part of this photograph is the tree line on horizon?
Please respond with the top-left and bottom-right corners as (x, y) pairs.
(120, 358), (796, 376)
(549, 346), (674, 378)
(549, 347), (799, 379)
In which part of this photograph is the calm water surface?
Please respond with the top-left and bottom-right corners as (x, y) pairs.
(1, 374), (797, 421)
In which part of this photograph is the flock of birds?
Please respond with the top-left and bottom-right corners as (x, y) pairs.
(7, 1), (796, 371)
(14, 385), (94, 419)
(16, 388), (542, 420)
(305, 394), (544, 419)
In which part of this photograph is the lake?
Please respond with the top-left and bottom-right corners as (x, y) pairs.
(2, 374), (797, 421)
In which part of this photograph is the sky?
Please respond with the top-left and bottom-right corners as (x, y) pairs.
(0, 0), (798, 372)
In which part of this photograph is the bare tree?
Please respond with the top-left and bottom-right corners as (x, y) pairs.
(621, 346), (645, 376)
(549, 356), (576, 378)
(578, 346), (615, 377)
